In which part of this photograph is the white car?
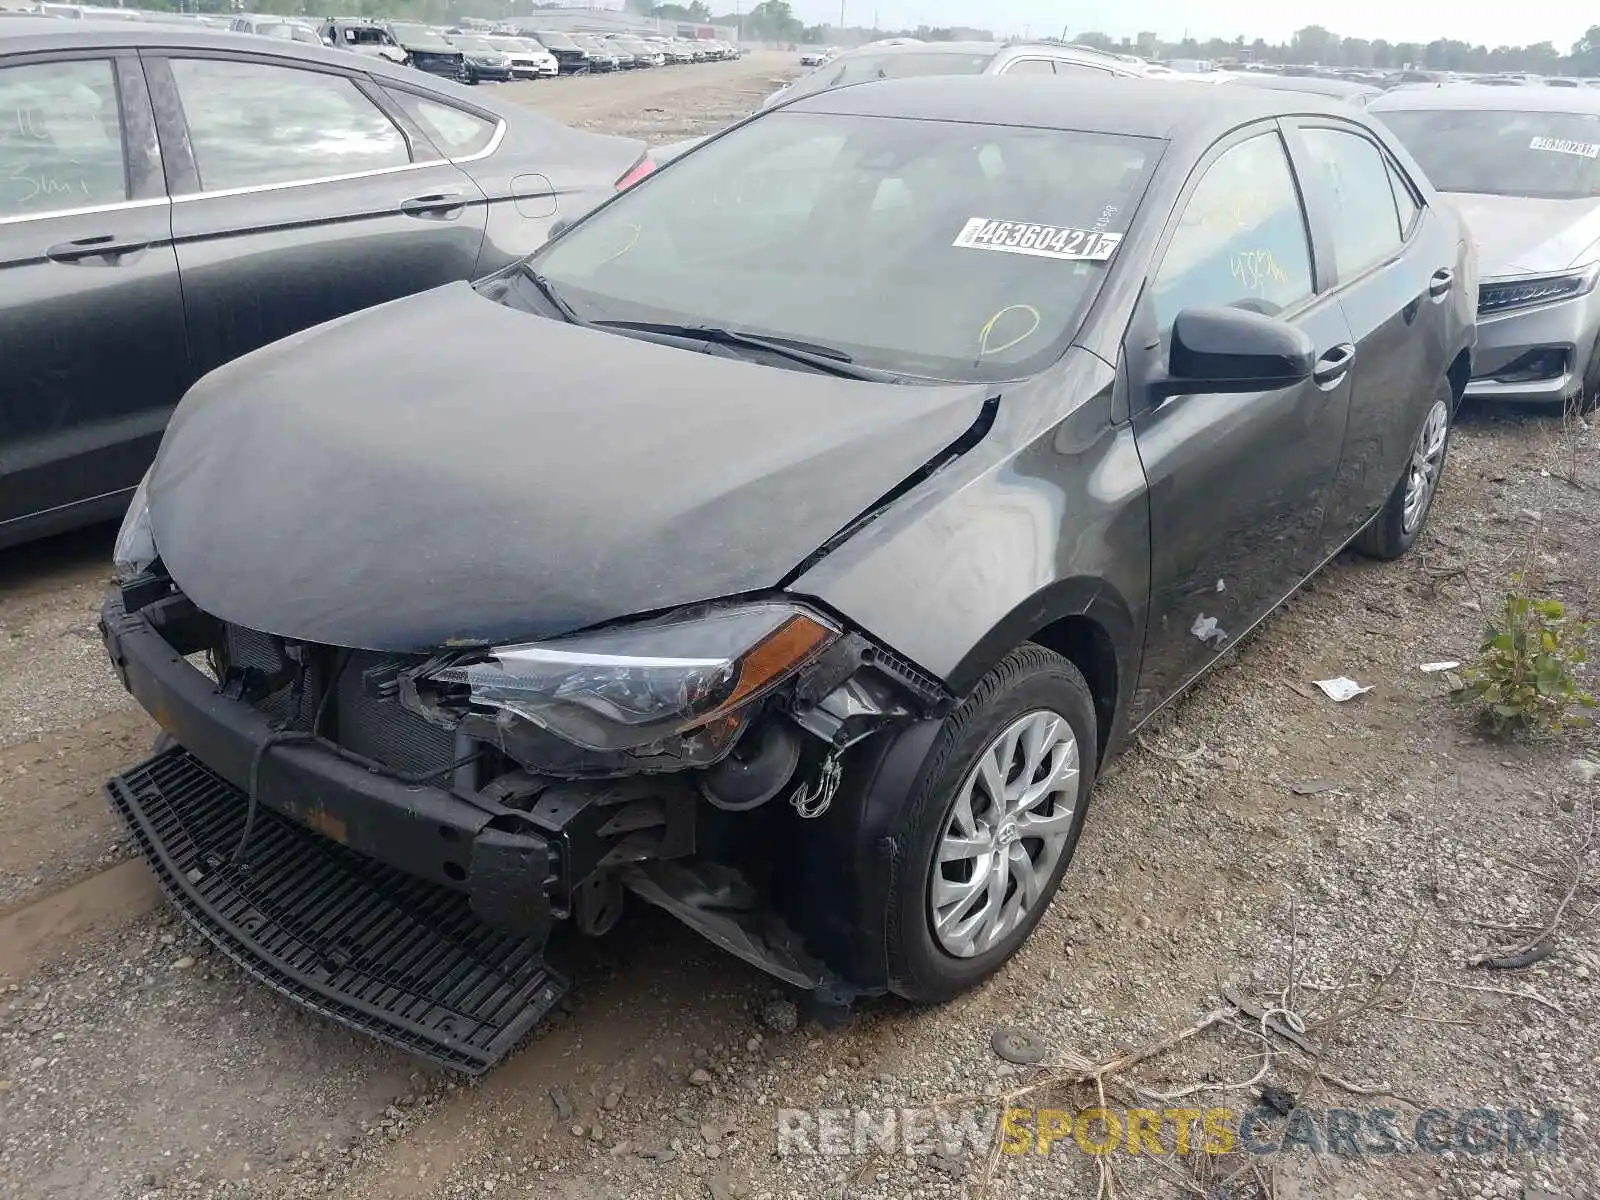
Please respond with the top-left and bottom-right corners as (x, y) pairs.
(799, 49), (828, 66)
(487, 35), (559, 78)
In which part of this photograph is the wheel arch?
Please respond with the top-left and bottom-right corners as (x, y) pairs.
(943, 575), (1140, 765)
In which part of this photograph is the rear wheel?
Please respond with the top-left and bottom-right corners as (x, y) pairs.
(884, 645), (1096, 1003)
(1354, 377), (1452, 560)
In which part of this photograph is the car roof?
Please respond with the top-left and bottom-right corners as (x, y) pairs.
(1370, 82), (1600, 113)
(1238, 74), (1379, 98)
(783, 73), (1366, 142)
(0, 16), (363, 55)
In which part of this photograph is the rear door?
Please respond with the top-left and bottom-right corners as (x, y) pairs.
(0, 51), (187, 542)
(1283, 117), (1455, 543)
(1126, 125), (1356, 713)
(146, 48), (489, 380)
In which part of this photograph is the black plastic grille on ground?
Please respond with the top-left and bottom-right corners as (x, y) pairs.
(105, 748), (565, 1074)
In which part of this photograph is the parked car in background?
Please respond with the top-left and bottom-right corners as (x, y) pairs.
(318, 18), (404, 64)
(647, 35), (688, 63)
(600, 37), (635, 69)
(228, 14), (324, 47)
(446, 32), (513, 83)
(1233, 73), (1382, 106)
(607, 35), (662, 67)
(572, 34), (619, 71)
(384, 22), (465, 80)
(530, 28), (589, 74)
(0, 17), (652, 549)
(763, 40), (1147, 109)
(1371, 85), (1600, 408)
(798, 48), (828, 66)
(487, 34), (558, 79)
(102, 74), (1472, 1070)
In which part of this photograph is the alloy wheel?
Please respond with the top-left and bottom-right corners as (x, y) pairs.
(1402, 397), (1449, 535)
(929, 709), (1080, 958)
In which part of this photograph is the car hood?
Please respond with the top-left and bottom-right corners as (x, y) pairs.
(147, 282), (989, 653)
(1440, 191), (1600, 276)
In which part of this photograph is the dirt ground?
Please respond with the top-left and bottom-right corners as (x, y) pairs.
(2, 53), (1598, 1200)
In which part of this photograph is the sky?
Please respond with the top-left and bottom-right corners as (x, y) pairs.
(788, 0), (1593, 52)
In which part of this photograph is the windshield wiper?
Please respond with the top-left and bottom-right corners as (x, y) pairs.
(589, 320), (896, 381)
(517, 264), (593, 327)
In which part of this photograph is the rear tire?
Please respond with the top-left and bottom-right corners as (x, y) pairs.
(885, 645), (1096, 1004)
(1354, 377), (1453, 561)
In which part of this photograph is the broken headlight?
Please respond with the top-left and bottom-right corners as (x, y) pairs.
(419, 602), (840, 753)
(112, 471), (156, 581)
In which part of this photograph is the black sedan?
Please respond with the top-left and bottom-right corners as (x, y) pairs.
(0, 19), (652, 549)
(102, 76), (1475, 1070)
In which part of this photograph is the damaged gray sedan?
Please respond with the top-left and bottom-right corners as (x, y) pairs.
(101, 75), (1474, 1071)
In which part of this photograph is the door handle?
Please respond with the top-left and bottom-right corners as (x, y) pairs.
(1428, 268), (1454, 299)
(1312, 342), (1356, 389)
(400, 189), (467, 217)
(46, 234), (151, 263)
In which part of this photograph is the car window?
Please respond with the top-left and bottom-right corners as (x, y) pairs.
(170, 59), (410, 191)
(1298, 127), (1403, 280)
(1005, 59), (1055, 75)
(1152, 132), (1313, 330)
(525, 110), (1159, 383)
(0, 58), (127, 219)
(384, 90), (497, 159)
(1388, 160), (1420, 236)
(1376, 107), (1600, 200)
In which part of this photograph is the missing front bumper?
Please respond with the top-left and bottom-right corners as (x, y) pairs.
(106, 747), (567, 1074)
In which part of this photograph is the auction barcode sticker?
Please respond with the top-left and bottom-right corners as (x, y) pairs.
(1529, 136), (1600, 158)
(952, 217), (1122, 262)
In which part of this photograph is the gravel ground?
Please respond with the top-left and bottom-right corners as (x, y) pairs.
(2, 57), (1598, 1200)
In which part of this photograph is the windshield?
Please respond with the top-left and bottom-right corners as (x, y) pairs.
(258, 21), (314, 41)
(489, 37), (529, 51)
(341, 26), (393, 46)
(784, 50), (995, 100)
(389, 24), (451, 50)
(1377, 108), (1600, 199)
(451, 35), (495, 51)
(522, 111), (1158, 382)
(535, 30), (578, 50)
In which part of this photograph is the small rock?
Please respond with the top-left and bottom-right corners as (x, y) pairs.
(550, 1086), (574, 1122)
(689, 1068), (713, 1086)
(706, 1173), (739, 1200)
(172, 956), (196, 970)
(760, 997), (799, 1035)
(571, 1124), (586, 1138)
(602, 1088), (621, 1111)
(589, 1124), (605, 1142)
(1571, 759), (1600, 786)
(746, 1036), (762, 1053)
(1135, 914), (1151, 930)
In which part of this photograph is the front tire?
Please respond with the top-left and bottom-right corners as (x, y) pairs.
(1354, 377), (1452, 561)
(886, 645), (1096, 1003)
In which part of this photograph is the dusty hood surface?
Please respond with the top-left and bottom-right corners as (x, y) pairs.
(148, 282), (987, 652)
(1441, 192), (1600, 276)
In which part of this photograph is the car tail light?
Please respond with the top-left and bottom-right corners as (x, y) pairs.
(615, 156), (656, 191)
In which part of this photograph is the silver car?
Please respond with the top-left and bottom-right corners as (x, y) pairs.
(761, 40), (1147, 110)
(1372, 85), (1600, 408)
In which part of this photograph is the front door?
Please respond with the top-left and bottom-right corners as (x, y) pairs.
(146, 50), (489, 381)
(0, 52), (187, 542)
(1127, 125), (1355, 716)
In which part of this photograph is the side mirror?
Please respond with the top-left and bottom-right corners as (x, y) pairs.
(1156, 305), (1315, 398)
